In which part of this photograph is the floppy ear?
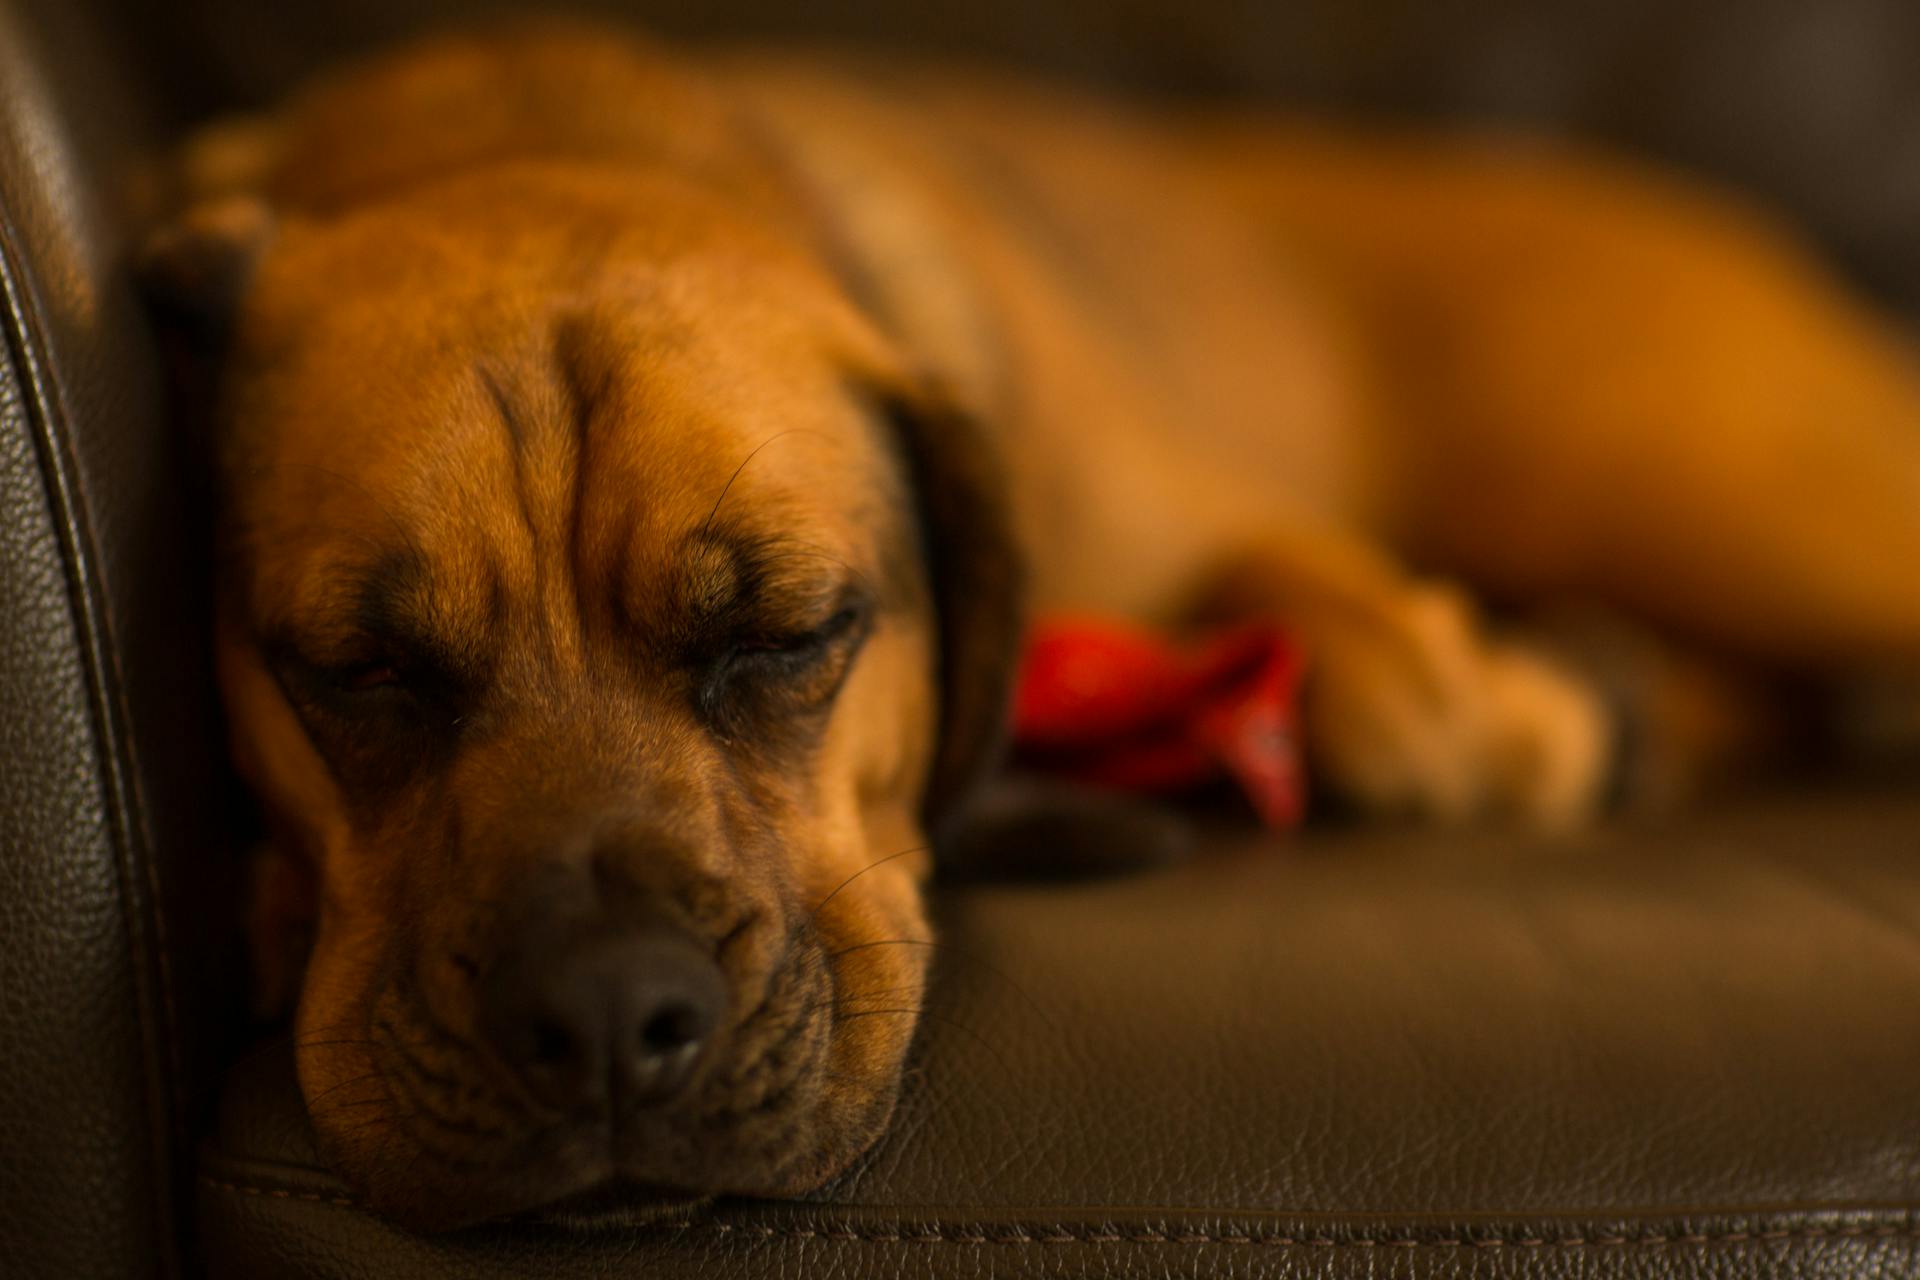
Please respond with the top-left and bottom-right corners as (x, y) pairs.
(880, 382), (1196, 882)
(135, 113), (283, 322)
(138, 195), (277, 472)
(245, 840), (317, 1019)
(137, 194), (276, 343)
(878, 380), (1027, 849)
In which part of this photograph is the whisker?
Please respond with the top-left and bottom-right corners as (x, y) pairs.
(309, 1094), (394, 1120)
(805, 982), (932, 1013)
(384, 1006), (553, 1121)
(223, 1020), (365, 1073)
(699, 429), (817, 539)
(284, 1036), (386, 1054)
(805, 846), (930, 929)
(317, 1107), (416, 1140)
(825, 938), (1057, 1032)
(305, 1069), (392, 1110)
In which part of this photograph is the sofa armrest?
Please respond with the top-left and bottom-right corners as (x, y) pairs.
(0, 2), (236, 1274)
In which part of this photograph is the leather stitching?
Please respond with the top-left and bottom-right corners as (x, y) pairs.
(197, 1178), (1920, 1248)
(202, 1178), (361, 1211)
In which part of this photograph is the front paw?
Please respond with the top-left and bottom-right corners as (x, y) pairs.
(1303, 585), (1612, 826)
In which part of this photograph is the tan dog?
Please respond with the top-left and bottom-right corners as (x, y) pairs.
(143, 23), (1920, 1229)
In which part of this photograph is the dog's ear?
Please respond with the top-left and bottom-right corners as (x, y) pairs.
(245, 840), (316, 1020)
(138, 196), (276, 460)
(876, 379), (1027, 849)
(878, 382), (1200, 881)
(134, 115), (283, 330)
(137, 194), (276, 342)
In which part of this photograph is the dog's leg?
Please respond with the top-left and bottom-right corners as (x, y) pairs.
(1205, 128), (1920, 675)
(1189, 526), (1613, 825)
(1379, 279), (1920, 680)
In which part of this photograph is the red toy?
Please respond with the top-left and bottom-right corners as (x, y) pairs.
(1010, 616), (1310, 827)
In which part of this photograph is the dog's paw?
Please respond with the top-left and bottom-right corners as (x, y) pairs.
(1303, 584), (1612, 826)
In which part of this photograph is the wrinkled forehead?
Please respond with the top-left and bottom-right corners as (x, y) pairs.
(218, 234), (913, 634)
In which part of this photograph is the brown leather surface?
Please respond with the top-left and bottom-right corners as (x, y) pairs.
(199, 786), (1920, 1277)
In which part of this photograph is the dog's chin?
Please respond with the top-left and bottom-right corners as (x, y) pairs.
(324, 1129), (601, 1234)
(322, 1061), (909, 1233)
(343, 1130), (877, 1234)
(306, 920), (924, 1232)
(341, 1142), (713, 1234)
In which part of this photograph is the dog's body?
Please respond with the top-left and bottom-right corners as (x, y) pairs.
(148, 25), (1920, 1228)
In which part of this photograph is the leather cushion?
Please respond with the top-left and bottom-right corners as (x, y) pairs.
(199, 783), (1920, 1277)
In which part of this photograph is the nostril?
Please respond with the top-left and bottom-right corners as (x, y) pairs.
(478, 918), (729, 1108)
(529, 1017), (580, 1068)
(640, 1001), (706, 1055)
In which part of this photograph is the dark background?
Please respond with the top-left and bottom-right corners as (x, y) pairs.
(108, 0), (1920, 318)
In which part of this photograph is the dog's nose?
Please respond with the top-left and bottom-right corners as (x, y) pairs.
(477, 924), (728, 1109)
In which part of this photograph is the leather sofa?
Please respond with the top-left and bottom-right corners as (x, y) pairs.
(4, 0), (1919, 1275)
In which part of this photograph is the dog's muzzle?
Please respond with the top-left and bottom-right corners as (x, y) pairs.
(476, 909), (730, 1118)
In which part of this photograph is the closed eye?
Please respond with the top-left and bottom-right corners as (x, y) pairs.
(334, 659), (405, 693)
(702, 601), (872, 727)
(734, 605), (865, 660)
(267, 635), (456, 715)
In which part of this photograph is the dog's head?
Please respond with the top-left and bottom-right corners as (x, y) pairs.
(146, 35), (1020, 1230)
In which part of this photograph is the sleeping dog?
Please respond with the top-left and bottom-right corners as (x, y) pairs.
(143, 23), (1920, 1229)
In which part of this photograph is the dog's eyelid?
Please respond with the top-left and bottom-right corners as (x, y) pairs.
(698, 562), (867, 646)
(740, 593), (870, 652)
(267, 624), (471, 705)
(694, 593), (873, 728)
(277, 631), (404, 675)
